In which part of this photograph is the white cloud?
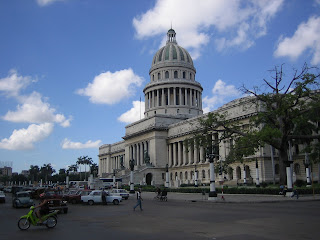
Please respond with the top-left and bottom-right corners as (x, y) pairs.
(76, 68), (144, 105)
(274, 16), (320, 65)
(0, 69), (34, 97)
(202, 79), (241, 113)
(61, 138), (102, 149)
(133, 0), (283, 58)
(36, 0), (64, 7)
(118, 100), (145, 124)
(2, 91), (72, 128)
(0, 123), (54, 150)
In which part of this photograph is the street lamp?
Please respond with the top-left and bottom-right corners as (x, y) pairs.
(194, 165), (198, 187)
(206, 149), (217, 201)
(129, 159), (135, 194)
(165, 164), (169, 188)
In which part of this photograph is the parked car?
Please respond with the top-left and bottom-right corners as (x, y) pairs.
(68, 190), (92, 204)
(81, 190), (122, 205)
(12, 191), (34, 208)
(46, 199), (68, 214)
(39, 190), (63, 199)
(3, 186), (12, 193)
(110, 189), (129, 200)
(0, 191), (5, 203)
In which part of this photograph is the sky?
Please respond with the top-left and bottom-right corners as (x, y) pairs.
(0, 0), (320, 174)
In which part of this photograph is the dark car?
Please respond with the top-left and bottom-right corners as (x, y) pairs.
(68, 190), (92, 204)
(46, 199), (68, 214)
(40, 190), (63, 199)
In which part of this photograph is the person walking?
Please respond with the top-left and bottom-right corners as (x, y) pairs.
(101, 189), (107, 205)
(133, 188), (143, 211)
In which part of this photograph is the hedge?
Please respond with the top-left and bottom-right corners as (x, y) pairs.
(123, 185), (320, 195)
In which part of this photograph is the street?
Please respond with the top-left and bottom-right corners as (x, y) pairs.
(1, 192), (319, 240)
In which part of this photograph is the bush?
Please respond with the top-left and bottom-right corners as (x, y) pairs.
(294, 180), (305, 187)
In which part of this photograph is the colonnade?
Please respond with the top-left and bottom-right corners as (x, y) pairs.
(99, 154), (124, 175)
(167, 141), (208, 167)
(128, 141), (149, 166)
(145, 87), (202, 110)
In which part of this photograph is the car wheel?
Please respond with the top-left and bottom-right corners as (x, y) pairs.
(113, 199), (119, 205)
(88, 200), (94, 205)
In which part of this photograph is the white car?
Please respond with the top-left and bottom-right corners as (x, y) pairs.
(110, 189), (129, 200)
(81, 190), (122, 205)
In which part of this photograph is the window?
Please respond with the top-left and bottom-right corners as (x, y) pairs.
(174, 71), (178, 78)
(165, 71), (169, 79)
(185, 171), (188, 180)
(183, 72), (186, 79)
(158, 72), (161, 80)
(202, 170), (206, 179)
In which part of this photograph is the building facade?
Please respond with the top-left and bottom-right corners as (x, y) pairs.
(98, 29), (318, 186)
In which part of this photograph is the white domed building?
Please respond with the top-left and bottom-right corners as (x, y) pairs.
(98, 29), (313, 187)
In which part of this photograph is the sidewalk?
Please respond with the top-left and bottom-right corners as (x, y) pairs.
(142, 191), (320, 203)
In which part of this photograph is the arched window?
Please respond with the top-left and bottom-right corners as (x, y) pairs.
(158, 72), (161, 80)
(185, 171), (188, 180)
(174, 71), (178, 78)
(165, 71), (169, 79)
(180, 172), (183, 180)
(175, 172), (178, 180)
(170, 172), (173, 180)
(202, 170), (206, 179)
(152, 75), (154, 81)
(183, 71), (186, 79)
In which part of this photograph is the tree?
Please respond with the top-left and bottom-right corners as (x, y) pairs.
(194, 64), (320, 185)
(40, 163), (56, 183)
(29, 165), (40, 183)
(77, 156), (93, 181)
(90, 163), (99, 178)
(68, 164), (78, 174)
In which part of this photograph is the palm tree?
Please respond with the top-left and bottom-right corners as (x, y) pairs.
(29, 165), (40, 183)
(68, 164), (78, 174)
(84, 156), (93, 181)
(40, 163), (55, 184)
(76, 157), (84, 180)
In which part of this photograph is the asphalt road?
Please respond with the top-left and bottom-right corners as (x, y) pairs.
(1, 193), (319, 240)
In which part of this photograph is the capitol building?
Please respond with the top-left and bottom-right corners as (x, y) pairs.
(98, 29), (313, 187)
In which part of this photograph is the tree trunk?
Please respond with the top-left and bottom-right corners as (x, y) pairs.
(278, 149), (288, 185)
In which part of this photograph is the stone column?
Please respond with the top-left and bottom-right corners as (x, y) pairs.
(193, 145), (198, 164)
(168, 88), (171, 105)
(173, 87), (177, 105)
(200, 146), (204, 163)
(184, 88), (187, 106)
(188, 146), (193, 165)
(168, 144), (172, 167)
(162, 88), (165, 106)
(157, 89), (159, 107)
(178, 141), (182, 166)
(190, 89), (193, 106)
(179, 87), (182, 105)
(173, 142), (177, 166)
(183, 143), (187, 165)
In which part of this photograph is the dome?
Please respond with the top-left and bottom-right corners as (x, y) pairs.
(151, 29), (194, 70)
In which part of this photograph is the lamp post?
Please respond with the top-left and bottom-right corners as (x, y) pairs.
(194, 165), (198, 187)
(206, 150), (217, 201)
(129, 159), (135, 194)
(113, 169), (116, 188)
(165, 164), (169, 188)
(255, 158), (260, 187)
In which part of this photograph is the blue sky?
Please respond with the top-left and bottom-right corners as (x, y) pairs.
(0, 0), (319, 173)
